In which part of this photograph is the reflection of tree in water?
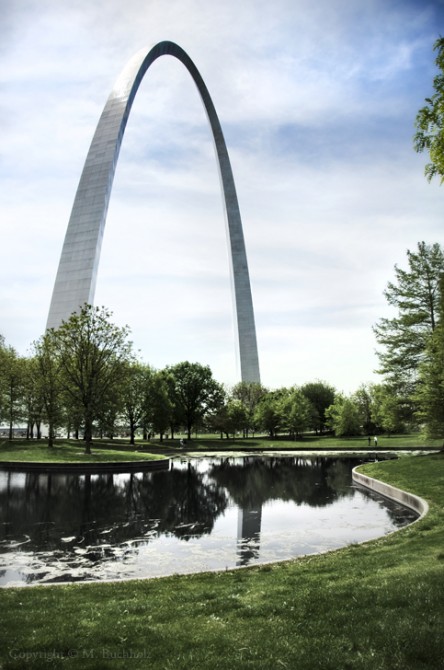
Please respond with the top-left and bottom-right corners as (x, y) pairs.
(209, 456), (359, 568)
(0, 465), (228, 555)
(210, 457), (358, 508)
(0, 456), (418, 583)
(0, 457), (407, 552)
(132, 464), (228, 539)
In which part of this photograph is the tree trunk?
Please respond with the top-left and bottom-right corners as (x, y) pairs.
(84, 418), (93, 454)
(48, 423), (54, 448)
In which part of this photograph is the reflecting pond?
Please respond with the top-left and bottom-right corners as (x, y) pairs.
(0, 456), (417, 586)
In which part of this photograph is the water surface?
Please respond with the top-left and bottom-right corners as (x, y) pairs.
(0, 456), (417, 586)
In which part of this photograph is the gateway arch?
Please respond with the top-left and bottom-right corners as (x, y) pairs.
(47, 41), (260, 383)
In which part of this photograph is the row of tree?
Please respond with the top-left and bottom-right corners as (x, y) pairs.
(2, 246), (443, 452)
(0, 308), (338, 450)
(1, 240), (444, 447)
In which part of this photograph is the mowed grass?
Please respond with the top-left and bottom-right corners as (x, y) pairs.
(0, 440), (164, 463)
(178, 432), (443, 451)
(0, 452), (443, 669)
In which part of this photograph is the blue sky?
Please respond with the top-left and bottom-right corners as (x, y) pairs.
(1, 0), (443, 393)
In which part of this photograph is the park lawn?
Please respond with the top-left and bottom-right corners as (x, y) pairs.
(0, 452), (443, 669)
(159, 432), (443, 451)
(0, 440), (164, 463)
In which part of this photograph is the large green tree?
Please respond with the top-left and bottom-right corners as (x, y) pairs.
(0, 335), (7, 425)
(352, 384), (375, 435)
(414, 37), (444, 183)
(33, 334), (65, 446)
(145, 370), (174, 441)
(416, 276), (444, 438)
(371, 383), (409, 436)
(254, 389), (287, 438)
(121, 362), (152, 445)
(0, 344), (26, 439)
(22, 357), (44, 439)
(231, 381), (267, 436)
(373, 242), (444, 402)
(49, 305), (133, 453)
(208, 398), (247, 439)
(300, 381), (336, 434)
(326, 395), (362, 437)
(280, 388), (314, 439)
(166, 361), (224, 440)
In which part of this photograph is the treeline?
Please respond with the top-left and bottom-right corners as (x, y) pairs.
(0, 307), (338, 449)
(1, 242), (444, 449)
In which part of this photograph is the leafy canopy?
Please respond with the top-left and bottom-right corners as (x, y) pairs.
(373, 242), (444, 393)
(414, 37), (444, 183)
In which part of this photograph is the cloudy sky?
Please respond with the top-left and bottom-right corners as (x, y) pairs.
(1, 0), (443, 393)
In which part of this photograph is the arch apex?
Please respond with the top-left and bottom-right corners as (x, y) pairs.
(47, 42), (260, 384)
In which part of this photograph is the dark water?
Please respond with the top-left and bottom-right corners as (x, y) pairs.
(0, 456), (417, 586)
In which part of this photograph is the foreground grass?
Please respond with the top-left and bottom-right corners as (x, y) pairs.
(0, 453), (443, 669)
(0, 441), (164, 463)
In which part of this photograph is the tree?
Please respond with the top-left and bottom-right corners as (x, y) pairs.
(280, 388), (313, 439)
(96, 383), (122, 439)
(254, 389), (285, 437)
(352, 384), (375, 435)
(33, 334), (65, 446)
(231, 382), (267, 436)
(146, 371), (174, 441)
(373, 242), (444, 402)
(0, 335), (7, 425)
(416, 276), (444, 438)
(414, 37), (444, 183)
(50, 305), (133, 453)
(300, 381), (336, 433)
(166, 362), (224, 440)
(371, 384), (409, 436)
(208, 398), (247, 439)
(22, 357), (44, 439)
(326, 395), (362, 437)
(121, 362), (152, 444)
(0, 345), (25, 439)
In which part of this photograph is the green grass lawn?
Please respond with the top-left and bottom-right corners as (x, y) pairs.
(0, 440), (164, 463)
(0, 452), (443, 669)
(179, 432), (443, 451)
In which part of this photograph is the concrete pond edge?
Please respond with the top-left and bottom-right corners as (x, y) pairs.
(0, 458), (170, 474)
(352, 465), (429, 521)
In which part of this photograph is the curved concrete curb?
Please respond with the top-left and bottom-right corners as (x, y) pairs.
(352, 466), (429, 521)
(0, 458), (170, 474)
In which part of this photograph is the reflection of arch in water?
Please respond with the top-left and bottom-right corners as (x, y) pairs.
(236, 505), (262, 566)
(46, 41), (260, 383)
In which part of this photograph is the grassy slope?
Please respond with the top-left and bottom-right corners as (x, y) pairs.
(183, 433), (443, 451)
(0, 441), (164, 463)
(0, 452), (443, 669)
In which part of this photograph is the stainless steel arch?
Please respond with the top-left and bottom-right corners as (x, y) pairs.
(46, 41), (260, 383)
